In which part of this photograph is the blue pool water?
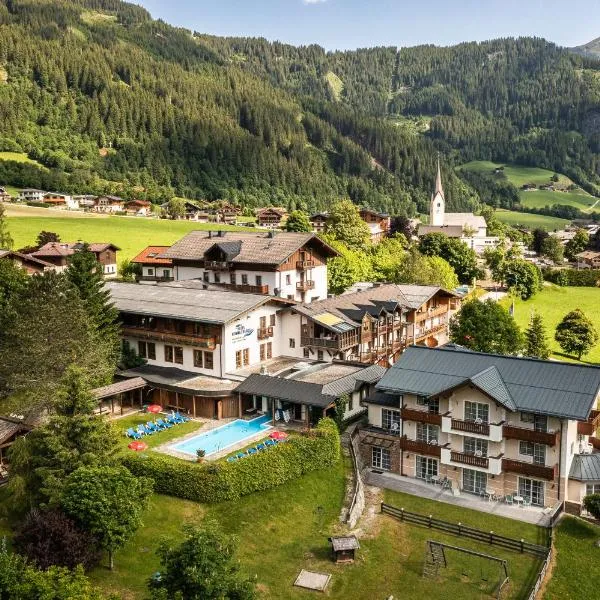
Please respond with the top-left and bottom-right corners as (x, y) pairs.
(171, 414), (272, 457)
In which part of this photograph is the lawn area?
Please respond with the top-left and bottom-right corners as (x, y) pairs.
(543, 516), (600, 600)
(500, 285), (600, 365)
(114, 413), (203, 452)
(495, 209), (570, 231)
(0, 151), (46, 169)
(6, 213), (248, 261)
(460, 161), (573, 188)
(519, 189), (599, 212)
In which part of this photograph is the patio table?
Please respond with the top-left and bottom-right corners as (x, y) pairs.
(514, 495), (524, 506)
(431, 475), (441, 485)
(485, 489), (496, 502)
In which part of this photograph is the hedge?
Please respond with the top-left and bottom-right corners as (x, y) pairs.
(122, 418), (341, 503)
(26, 201), (50, 208)
(544, 269), (600, 287)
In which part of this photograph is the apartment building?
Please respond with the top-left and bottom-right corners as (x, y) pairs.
(279, 284), (458, 366)
(358, 345), (600, 511)
(159, 230), (338, 303)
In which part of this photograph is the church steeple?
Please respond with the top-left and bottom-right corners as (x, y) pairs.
(430, 155), (446, 226)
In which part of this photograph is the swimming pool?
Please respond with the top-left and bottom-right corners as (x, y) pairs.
(171, 414), (272, 457)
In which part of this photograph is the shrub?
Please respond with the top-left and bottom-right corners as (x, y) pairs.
(25, 201), (50, 208)
(583, 493), (600, 520)
(13, 509), (101, 570)
(122, 418), (340, 503)
(544, 269), (600, 287)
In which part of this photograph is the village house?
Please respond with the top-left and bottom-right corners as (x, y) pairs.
(42, 192), (79, 210)
(277, 283), (459, 366)
(358, 344), (600, 514)
(159, 230), (338, 303)
(72, 194), (97, 209)
(575, 250), (600, 269)
(359, 208), (391, 243)
(131, 246), (174, 283)
(93, 195), (125, 213)
(30, 242), (120, 277)
(310, 212), (329, 234)
(18, 188), (46, 203)
(256, 207), (287, 229)
(124, 199), (152, 216)
(0, 249), (56, 275)
(0, 187), (11, 202)
(211, 202), (242, 224)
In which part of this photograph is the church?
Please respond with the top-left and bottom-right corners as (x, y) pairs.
(417, 160), (499, 254)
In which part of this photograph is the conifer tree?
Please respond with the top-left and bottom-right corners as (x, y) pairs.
(524, 312), (551, 359)
(0, 202), (13, 250)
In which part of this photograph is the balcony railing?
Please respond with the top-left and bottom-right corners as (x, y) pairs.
(400, 436), (443, 458)
(218, 283), (269, 295)
(296, 280), (315, 291)
(577, 410), (600, 436)
(416, 305), (448, 321)
(296, 259), (314, 270)
(204, 260), (230, 270)
(401, 407), (442, 426)
(451, 418), (490, 436)
(137, 275), (174, 282)
(257, 326), (274, 340)
(301, 336), (342, 349)
(502, 459), (557, 481)
(122, 327), (218, 350)
(503, 424), (559, 446)
(414, 322), (448, 340)
(450, 451), (489, 469)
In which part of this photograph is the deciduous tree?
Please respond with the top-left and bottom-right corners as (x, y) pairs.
(166, 197), (186, 219)
(565, 229), (589, 261)
(555, 309), (598, 360)
(284, 210), (312, 232)
(541, 236), (564, 264)
(419, 232), (481, 284)
(502, 259), (542, 300)
(325, 200), (371, 250)
(0, 202), (13, 249)
(36, 231), (61, 247)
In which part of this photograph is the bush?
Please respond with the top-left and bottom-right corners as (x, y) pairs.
(122, 418), (340, 503)
(25, 201), (50, 208)
(583, 493), (600, 520)
(13, 509), (101, 570)
(544, 269), (600, 287)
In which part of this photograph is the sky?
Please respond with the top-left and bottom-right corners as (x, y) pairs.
(137, 0), (600, 51)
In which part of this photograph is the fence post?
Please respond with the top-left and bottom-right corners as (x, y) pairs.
(520, 539), (524, 553)
(380, 501), (384, 513)
(401, 508), (404, 521)
(489, 531), (494, 545)
(458, 522), (461, 536)
(429, 514), (433, 528)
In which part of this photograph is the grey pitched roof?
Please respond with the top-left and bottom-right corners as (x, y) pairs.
(233, 374), (337, 408)
(322, 364), (386, 397)
(376, 345), (600, 420)
(107, 281), (289, 324)
(363, 391), (401, 407)
(161, 231), (337, 265)
(570, 453), (600, 481)
(92, 377), (147, 400)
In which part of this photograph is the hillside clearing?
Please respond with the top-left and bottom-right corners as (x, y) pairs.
(495, 209), (570, 231)
(0, 152), (46, 169)
(460, 161), (574, 188)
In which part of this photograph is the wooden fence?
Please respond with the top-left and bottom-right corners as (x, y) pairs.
(381, 503), (550, 559)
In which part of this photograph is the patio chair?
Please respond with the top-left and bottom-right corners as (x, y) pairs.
(236, 452), (246, 459)
(256, 443), (266, 451)
(165, 414), (178, 425)
(265, 439), (276, 447)
(175, 411), (190, 422)
(504, 494), (514, 505)
(136, 425), (149, 436)
(145, 421), (160, 433)
(155, 418), (173, 429)
(126, 428), (142, 440)
(248, 447), (258, 455)
(226, 456), (238, 463)
(274, 410), (281, 421)
(522, 497), (532, 508)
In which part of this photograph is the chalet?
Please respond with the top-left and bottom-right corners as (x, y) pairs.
(0, 249), (56, 275)
(160, 200), (210, 221)
(93, 195), (124, 213)
(359, 208), (391, 243)
(358, 344), (600, 514)
(0, 187), (11, 202)
(212, 203), (242, 224)
(30, 242), (120, 277)
(310, 212), (329, 234)
(124, 199), (152, 216)
(132, 246), (174, 284)
(575, 250), (600, 269)
(43, 193), (79, 210)
(73, 195), (96, 209)
(256, 207), (287, 229)
(18, 189), (46, 203)
(159, 230), (338, 303)
(278, 284), (459, 366)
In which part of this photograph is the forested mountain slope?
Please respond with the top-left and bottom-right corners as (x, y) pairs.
(1, 0), (600, 215)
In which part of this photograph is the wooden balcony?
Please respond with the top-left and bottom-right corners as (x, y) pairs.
(296, 260), (314, 270)
(301, 336), (342, 349)
(400, 436), (442, 457)
(503, 425), (559, 446)
(414, 322), (448, 340)
(297, 280), (315, 291)
(219, 283), (269, 295)
(415, 305), (448, 321)
(122, 327), (218, 350)
(204, 260), (230, 270)
(401, 407), (442, 426)
(577, 410), (600, 436)
(257, 326), (274, 340)
(451, 418), (490, 436)
(502, 459), (557, 481)
(450, 451), (489, 469)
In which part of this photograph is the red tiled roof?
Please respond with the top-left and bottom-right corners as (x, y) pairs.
(131, 246), (173, 265)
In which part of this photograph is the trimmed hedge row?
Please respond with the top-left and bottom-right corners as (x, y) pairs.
(122, 418), (340, 503)
(544, 269), (600, 287)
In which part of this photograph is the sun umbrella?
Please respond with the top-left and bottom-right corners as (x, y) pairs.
(128, 441), (148, 451)
(147, 404), (162, 414)
(269, 431), (288, 440)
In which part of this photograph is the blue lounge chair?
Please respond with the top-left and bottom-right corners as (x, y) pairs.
(165, 414), (178, 425)
(265, 439), (276, 447)
(256, 443), (266, 451)
(146, 422), (161, 433)
(136, 425), (149, 437)
(126, 428), (142, 440)
(236, 452), (246, 459)
(227, 456), (238, 463)
(155, 418), (172, 429)
(248, 447), (258, 455)
(173, 411), (189, 422)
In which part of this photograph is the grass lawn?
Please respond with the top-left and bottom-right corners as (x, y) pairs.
(0, 151), (46, 169)
(114, 413), (203, 452)
(518, 189), (599, 212)
(460, 161), (573, 188)
(500, 285), (600, 365)
(6, 214), (247, 261)
(495, 209), (570, 231)
(543, 516), (600, 600)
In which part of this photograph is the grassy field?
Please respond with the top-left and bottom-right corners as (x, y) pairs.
(460, 161), (573, 188)
(501, 285), (600, 364)
(5, 210), (248, 261)
(543, 516), (600, 600)
(519, 189), (599, 212)
(495, 209), (570, 231)
(0, 151), (46, 168)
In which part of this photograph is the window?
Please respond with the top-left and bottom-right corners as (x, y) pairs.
(519, 441), (546, 465)
(289, 338), (296, 348)
(348, 395), (353, 411)
(165, 345), (174, 363)
(372, 446), (391, 470)
(286, 274), (291, 285)
(236, 351), (242, 369)
(147, 268), (154, 276)
(174, 346), (183, 364)
(241, 274), (248, 285)
(270, 314), (276, 327)
(317, 350), (324, 361)
(138, 341), (147, 358)
(204, 352), (213, 369)
(416, 456), (438, 480)
(287, 294), (294, 300)
(176, 321), (186, 334)
(464, 437), (488, 457)
(519, 478), (545, 506)
(147, 343), (156, 360)
(303, 348), (310, 358)
(416, 396), (428, 406)
(203, 272), (209, 282)
(260, 344), (265, 361)
(586, 483), (600, 495)
(415, 396), (439, 414)
(194, 350), (203, 368)
(256, 275), (262, 286)
(463, 469), (487, 494)
(266, 342), (272, 359)
(382, 409), (400, 431)
(260, 316), (267, 329)
(416, 423), (439, 444)
(464, 401), (489, 423)
(214, 272), (220, 283)
(243, 348), (250, 366)
(230, 273), (236, 285)
(521, 412), (535, 424)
